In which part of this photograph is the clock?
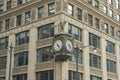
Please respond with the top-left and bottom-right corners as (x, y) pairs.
(66, 40), (73, 52)
(53, 40), (63, 52)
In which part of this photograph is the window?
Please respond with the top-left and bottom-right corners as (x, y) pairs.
(69, 48), (82, 64)
(88, 14), (93, 26)
(68, 4), (74, 16)
(48, 3), (55, 16)
(5, 18), (10, 30)
(14, 52), (28, 67)
(17, 0), (22, 5)
(38, 23), (54, 40)
(89, 33), (100, 48)
(0, 37), (8, 49)
(16, 31), (29, 45)
(110, 26), (114, 36)
(0, 56), (7, 70)
(26, 0), (31, 3)
(90, 54), (101, 69)
(108, 0), (112, 4)
(25, 11), (31, 23)
(90, 75), (102, 80)
(95, 0), (99, 8)
(77, 8), (82, 20)
(13, 74), (27, 80)
(104, 23), (108, 33)
(107, 59), (116, 73)
(69, 70), (83, 80)
(115, 0), (119, 8)
(0, 4), (4, 13)
(0, 21), (2, 31)
(37, 47), (52, 63)
(0, 77), (5, 80)
(106, 40), (115, 54)
(68, 24), (82, 41)
(38, 6), (44, 18)
(16, 14), (22, 26)
(36, 70), (53, 80)
(95, 18), (99, 29)
(103, 6), (107, 14)
(109, 10), (113, 17)
(88, 0), (92, 4)
(7, 1), (11, 10)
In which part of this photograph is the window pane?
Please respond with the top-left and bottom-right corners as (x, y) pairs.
(107, 59), (116, 73)
(88, 14), (93, 26)
(48, 3), (55, 15)
(13, 74), (27, 80)
(25, 11), (31, 23)
(95, 18), (99, 29)
(0, 4), (4, 13)
(68, 4), (73, 16)
(17, 0), (22, 5)
(38, 6), (44, 18)
(0, 56), (7, 69)
(106, 40), (115, 54)
(77, 8), (82, 20)
(5, 19), (10, 30)
(38, 23), (54, 40)
(16, 15), (22, 26)
(0, 37), (8, 49)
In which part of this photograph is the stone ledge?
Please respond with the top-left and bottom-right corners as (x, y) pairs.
(0, 49), (7, 56)
(12, 66), (28, 75)
(36, 38), (53, 49)
(90, 67), (102, 76)
(106, 53), (116, 61)
(0, 69), (6, 77)
(35, 62), (53, 72)
(107, 72), (117, 79)
(14, 44), (29, 53)
(69, 61), (84, 72)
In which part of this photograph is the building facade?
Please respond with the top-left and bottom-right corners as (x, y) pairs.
(0, 0), (120, 80)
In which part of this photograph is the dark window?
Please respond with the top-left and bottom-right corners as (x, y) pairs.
(14, 52), (28, 67)
(13, 74), (27, 80)
(0, 37), (8, 49)
(89, 33), (100, 48)
(0, 77), (5, 80)
(5, 19), (10, 30)
(0, 56), (7, 70)
(26, 0), (31, 3)
(16, 31), (29, 45)
(0, 21), (2, 31)
(48, 3), (55, 16)
(77, 8), (82, 20)
(88, 14), (93, 26)
(38, 23), (54, 40)
(37, 47), (52, 63)
(68, 4), (74, 16)
(0, 4), (4, 13)
(106, 40), (115, 54)
(36, 70), (53, 80)
(68, 24), (82, 41)
(25, 11), (31, 23)
(38, 6), (44, 18)
(90, 75), (102, 80)
(16, 15), (22, 26)
(69, 70), (83, 80)
(88, 0), (92, 4)
(95, 0), (99, 8)
(90, 54), (101, 69)
(17, 0), (22, 5)
(107, 59), (116, 73)
(69, 48), (82, 64)
(95, 18), (99, 29)
(7, 1), (11, 10)
(118, 31), (120, 39)
(110, 26), (114, 36)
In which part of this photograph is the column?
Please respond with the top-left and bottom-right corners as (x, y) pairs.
(83, 29), (90, 80)
(6, 34), (15, 80)
(101, 38), (107, 80)
(27, 28), (37, 80)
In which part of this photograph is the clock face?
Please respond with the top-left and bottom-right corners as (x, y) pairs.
(53, 40), (63, 52)
(66, 40), (73, 52)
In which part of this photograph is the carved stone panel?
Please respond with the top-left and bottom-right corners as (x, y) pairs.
(0, 69), (6, 77)
(0, 49), (7, 56)
(69, 62), (84, 72)
(12, 66), (28, 75)
(107, 72), (117, 79)
(14, 44), (29, 53)
(90, 68), (102, 76)
(36, 62), (53, 71)
(36, 38), (53, 49)
(63, 0), (68, 12)
(106, 53), (116, 61)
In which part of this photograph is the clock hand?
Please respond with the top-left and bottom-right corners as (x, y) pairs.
(57, 44), (60, 48)
(69, 44), (71, 49)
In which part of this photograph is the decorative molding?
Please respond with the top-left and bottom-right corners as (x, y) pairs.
(107, 72), (117, 79)
(90, 68), (102, 76)
(0, 49), (7, 56)
(0, 69), (6, 77)
(106, 53), (116, 61)
(12, 66), (28, 75)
